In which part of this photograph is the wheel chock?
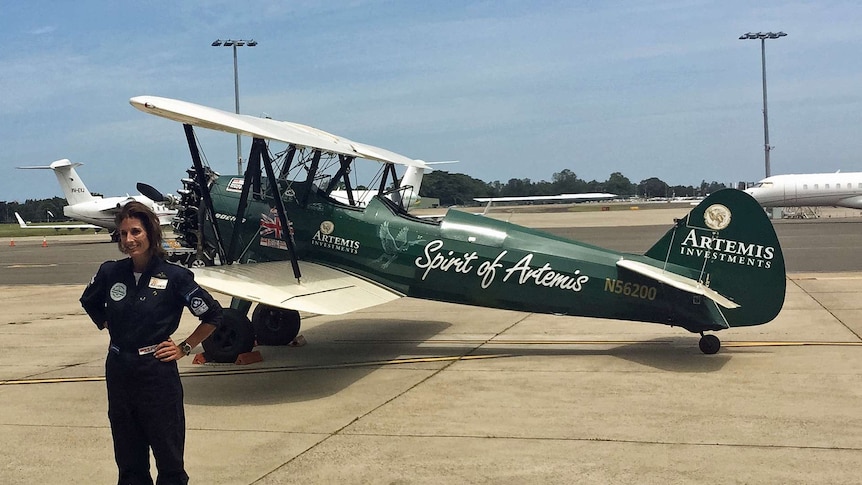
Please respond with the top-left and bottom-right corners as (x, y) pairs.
(235, 351), (263, 365)
(289, 335), (307, 347)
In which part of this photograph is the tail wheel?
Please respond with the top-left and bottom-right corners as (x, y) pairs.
(699, 334), (721, 355)
(202, 308), (255, 363)
(251, 304), (301, 346)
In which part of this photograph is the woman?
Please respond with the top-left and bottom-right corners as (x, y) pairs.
(80, 201), (223, 485)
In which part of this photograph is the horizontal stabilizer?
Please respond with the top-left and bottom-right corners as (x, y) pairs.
(192, 261), (403, 315)
(617, 259), (740, 309)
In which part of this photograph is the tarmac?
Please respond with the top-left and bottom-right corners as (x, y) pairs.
(1, 208), (861, 484)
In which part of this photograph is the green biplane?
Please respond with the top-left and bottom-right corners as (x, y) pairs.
(131, 96), (786, 361)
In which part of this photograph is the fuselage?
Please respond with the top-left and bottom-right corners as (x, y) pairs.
(745, 172), (862, 209)
(196, 176), (782, 333)
(64, 196), (175, 230)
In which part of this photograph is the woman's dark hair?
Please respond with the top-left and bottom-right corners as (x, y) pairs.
(114, 201), (166, 259)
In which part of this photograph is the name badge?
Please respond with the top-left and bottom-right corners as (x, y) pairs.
(138, 344), (158, 355)
(148, 277), (168, 290)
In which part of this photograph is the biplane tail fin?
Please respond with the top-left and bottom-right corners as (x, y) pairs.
(641, 189), (786, 327)
(17, 159), (97, 206)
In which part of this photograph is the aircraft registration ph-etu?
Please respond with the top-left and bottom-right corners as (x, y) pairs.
(130, 95), (786, 361)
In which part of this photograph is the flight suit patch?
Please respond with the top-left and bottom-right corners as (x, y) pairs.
(190, 297), (209, 316)
(110, 283), (127, 301)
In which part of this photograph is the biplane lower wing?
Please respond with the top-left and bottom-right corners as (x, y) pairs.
(192, 261), (404, 315)
(616, 259), (739, 309)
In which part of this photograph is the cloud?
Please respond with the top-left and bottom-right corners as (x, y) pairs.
(28, 26), (56, 35)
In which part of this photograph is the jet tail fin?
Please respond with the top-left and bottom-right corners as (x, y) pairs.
(394, 161), (457, 209)
(17, 159), (97, 206)
(641, 189), (785, 327)
(397, 166), (426, 207)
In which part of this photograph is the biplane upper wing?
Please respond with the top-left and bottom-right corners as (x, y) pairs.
(129, 95), (428, 168)
(192, 261), (403, 315)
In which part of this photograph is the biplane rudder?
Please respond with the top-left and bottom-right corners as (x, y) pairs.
(644, 189), (786, 327)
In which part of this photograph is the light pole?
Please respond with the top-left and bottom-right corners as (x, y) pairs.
(212, 39), (258, 175)
(739, 31), (786, 178)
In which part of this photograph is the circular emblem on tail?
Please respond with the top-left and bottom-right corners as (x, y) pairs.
(320, 220), (335, 235)
(704, 204), (731, 230)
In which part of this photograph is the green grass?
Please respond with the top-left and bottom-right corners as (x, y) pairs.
(0, 222), (104, 238)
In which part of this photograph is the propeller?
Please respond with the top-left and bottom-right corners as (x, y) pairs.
(137, 182), (180, 208)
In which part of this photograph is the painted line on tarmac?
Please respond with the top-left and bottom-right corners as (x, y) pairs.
(0, 354), (513, 386)
(725, 341), (862, 347)
(6, 264), (59, 268)
(5, 341), (859, 386)
(336, 339), (675, 345)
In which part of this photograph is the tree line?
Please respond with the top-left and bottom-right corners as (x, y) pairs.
(420, 169), (731, 207)
(0, 198), (68, 224)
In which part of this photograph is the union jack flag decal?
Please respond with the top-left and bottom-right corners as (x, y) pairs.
(260, 211), (283, 238)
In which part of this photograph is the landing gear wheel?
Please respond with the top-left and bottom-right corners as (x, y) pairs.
(202, 308), (255, 363)
(699, 334), (721, 355)
(251, 305), (301, 346)
(187, 248), (215, 268)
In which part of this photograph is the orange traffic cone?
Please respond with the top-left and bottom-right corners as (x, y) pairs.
(9, 238), (14, 247)
(42, 237), (48, 247)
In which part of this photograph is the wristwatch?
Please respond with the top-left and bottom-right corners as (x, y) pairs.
(179, 340), (192, 356)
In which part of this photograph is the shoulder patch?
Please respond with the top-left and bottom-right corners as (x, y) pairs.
(190, 296), (209, 316)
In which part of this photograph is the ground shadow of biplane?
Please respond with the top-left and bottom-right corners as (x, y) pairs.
(182, 316), (749, 406)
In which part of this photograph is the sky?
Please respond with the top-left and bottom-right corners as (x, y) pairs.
(2, 0), (862, 202)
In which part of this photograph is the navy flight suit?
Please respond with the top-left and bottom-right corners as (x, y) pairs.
(81, 256), (223, 485)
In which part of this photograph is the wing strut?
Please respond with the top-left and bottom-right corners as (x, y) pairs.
(325, 155), (356, 205)
(278, 145), (296, 180)
(300, 150), (322, 207)
(377, 163), (396, 194)
(224, 139), (264, 264)
(256, 138), (302, 282)
(183, 123), (227, 265)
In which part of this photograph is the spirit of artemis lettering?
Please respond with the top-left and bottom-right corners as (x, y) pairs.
(414, 239), (589, 292)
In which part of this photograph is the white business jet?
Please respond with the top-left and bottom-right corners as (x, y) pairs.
(16, 159), (177, 237)
(744, 172), (862, 209)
